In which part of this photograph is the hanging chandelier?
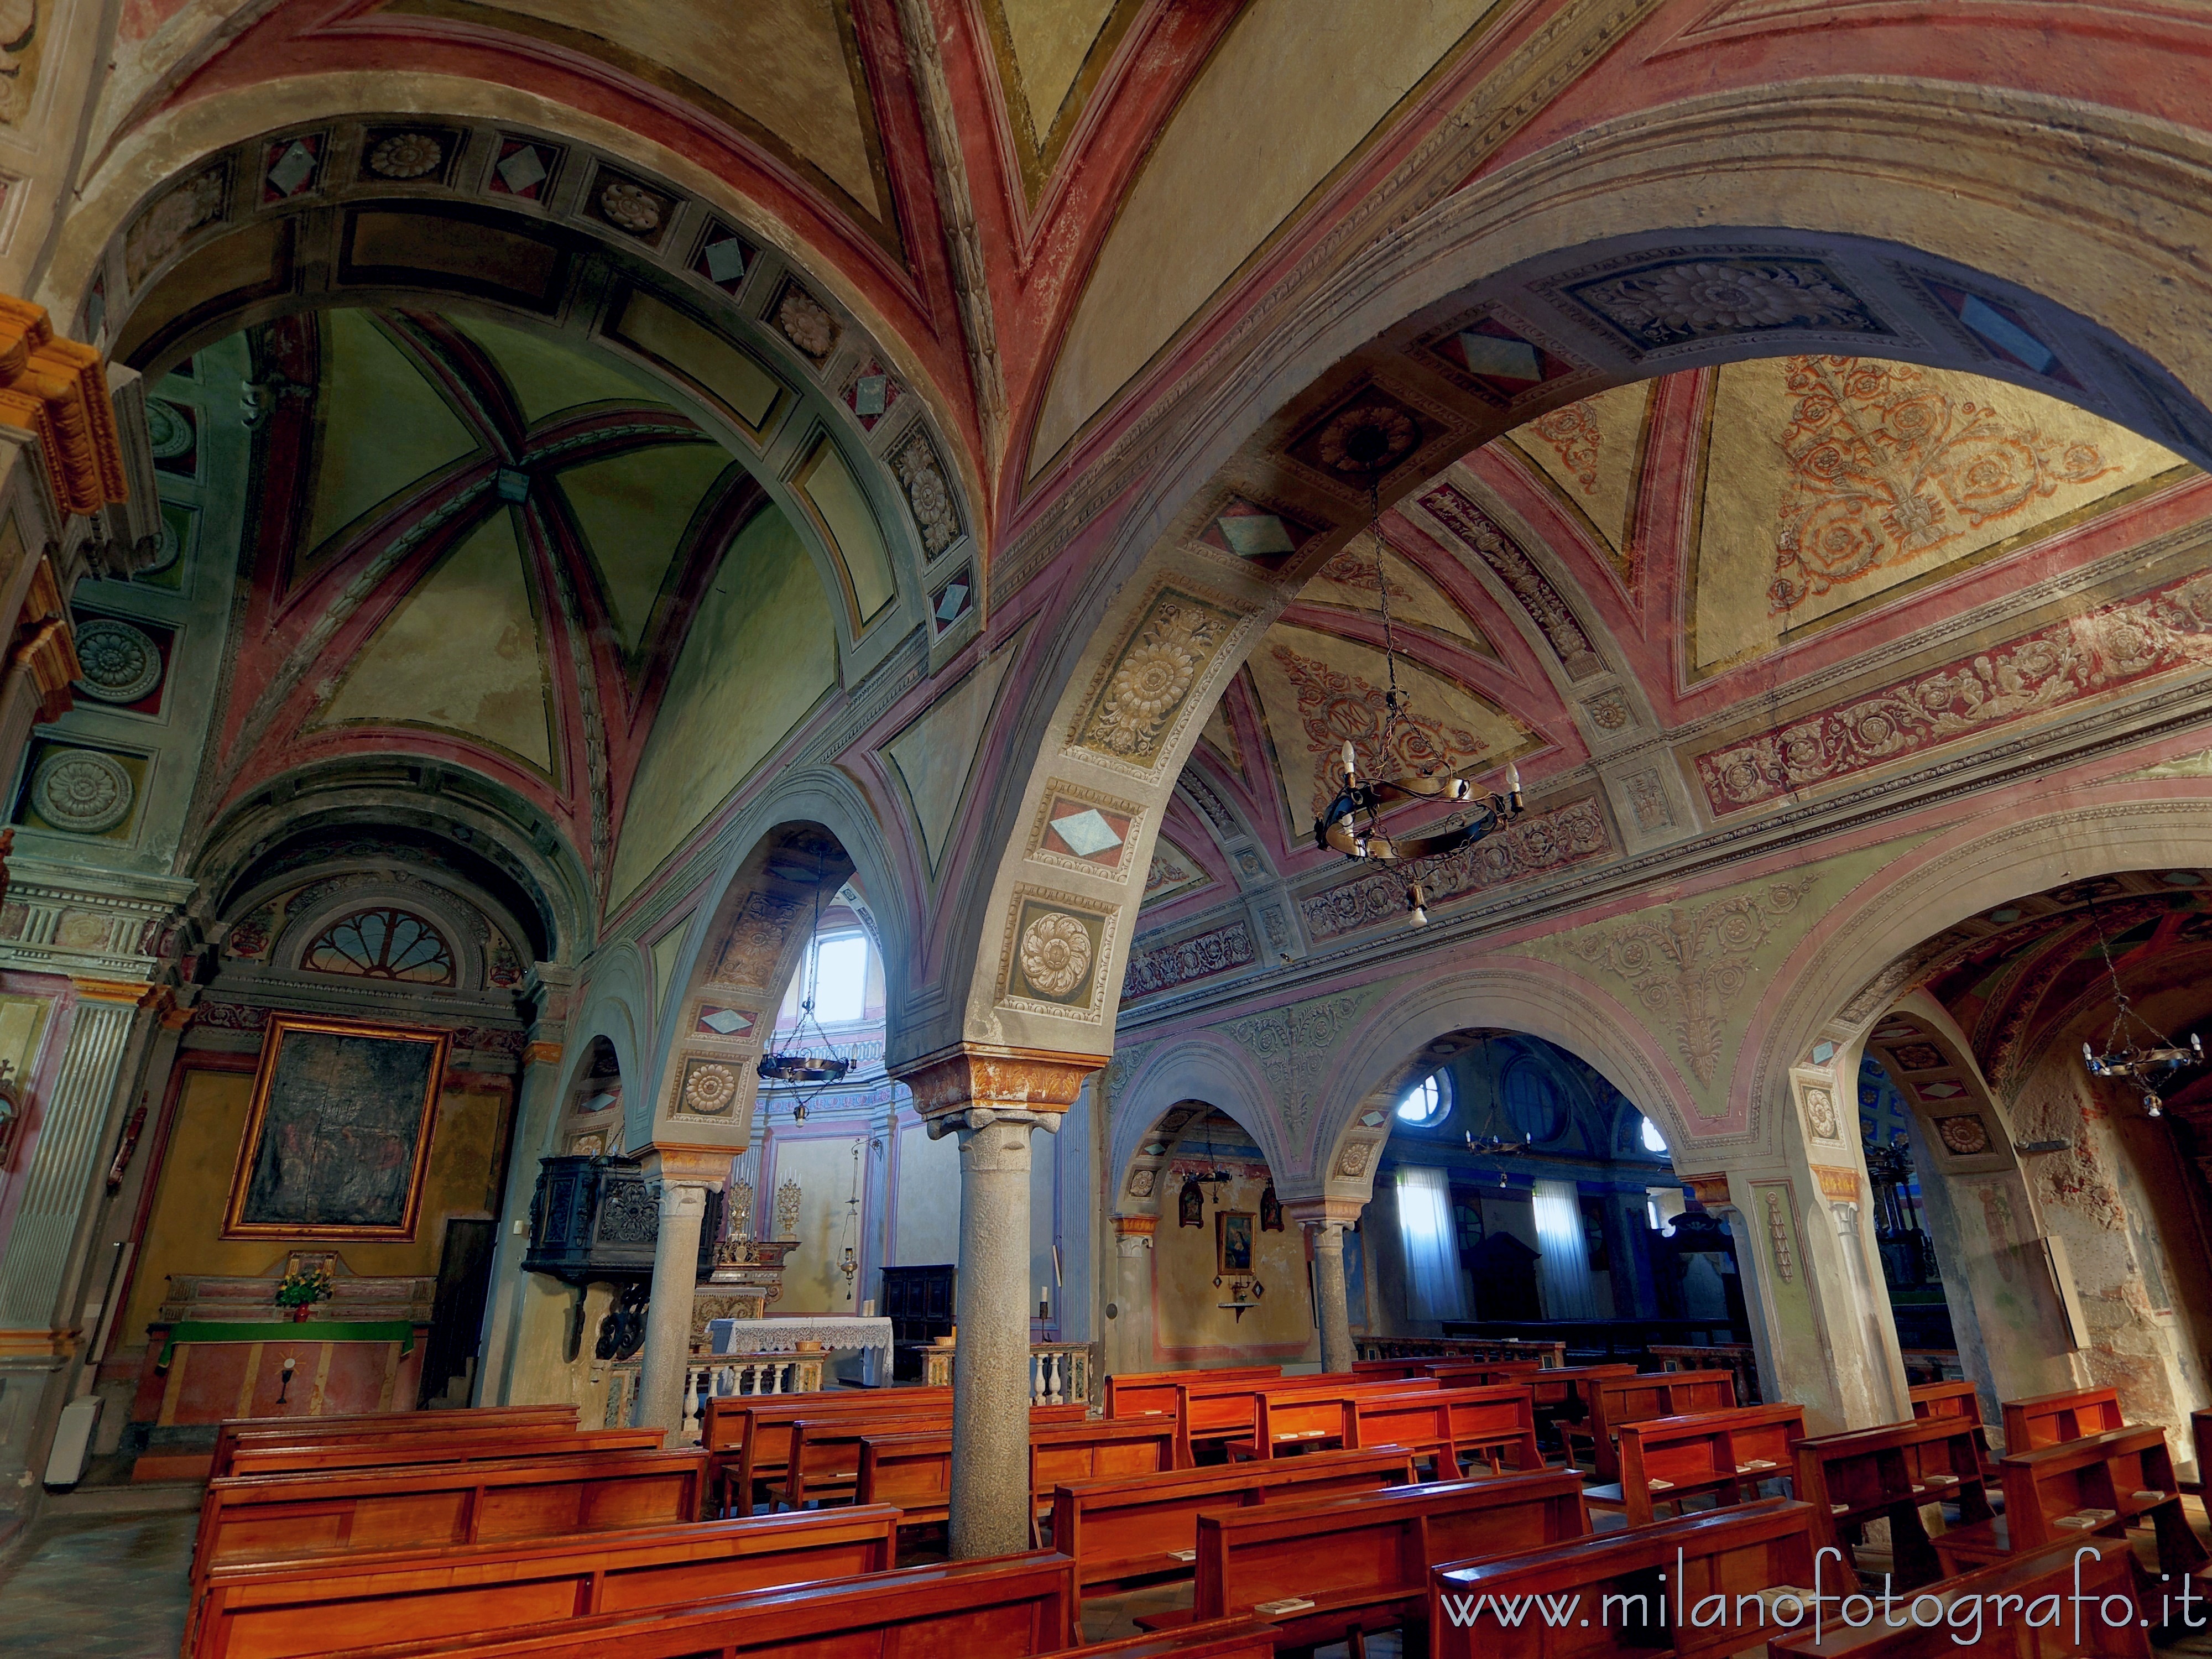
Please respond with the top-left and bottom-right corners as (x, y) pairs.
(756, 851), (854, 1120)
(2079, 891), (2200, 1118)
(1460, 1036), (1532, 1185)
(1312, 488), (1524, 928)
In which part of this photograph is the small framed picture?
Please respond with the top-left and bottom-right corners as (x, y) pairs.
(1217, 1209), (1255, 1275)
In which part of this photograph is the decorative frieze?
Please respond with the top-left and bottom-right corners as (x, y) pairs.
(1300, 798), (1609, 942)
(1121, 919), (1255, 1001)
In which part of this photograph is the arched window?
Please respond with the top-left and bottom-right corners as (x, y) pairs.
(304, 906), (455, 984)
(780, 930), (873, 1026)
(1396, 1072), (1451, 1126)
(1640, 1115), (1669, 1154)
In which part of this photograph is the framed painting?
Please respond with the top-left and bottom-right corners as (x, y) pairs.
(222, 1014), (449, 1240)
(1216, 1209), (1255, 1275)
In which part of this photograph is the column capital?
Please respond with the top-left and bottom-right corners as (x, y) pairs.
(637, 1142), (731, 1185)
(67, 976), (156, 1005)
(523, 1040), (564, 1070)
(1284, 1196), (1363, 1233)
(1682, 1171), (1731, 1209)
(889, 1042), (1100, 1133)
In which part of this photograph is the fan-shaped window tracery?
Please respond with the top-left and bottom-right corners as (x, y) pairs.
(303, 906), (456, 984)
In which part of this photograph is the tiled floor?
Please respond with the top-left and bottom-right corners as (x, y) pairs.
(0, 1508), (197, 1658)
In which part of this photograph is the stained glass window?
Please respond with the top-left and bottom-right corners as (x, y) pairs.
(304, 907), (455, 984)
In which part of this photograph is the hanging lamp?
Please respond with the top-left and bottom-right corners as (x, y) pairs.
(1312, 482), (1525, 927)
(2078, 890), (2199, 1117)
(756, 850), (854, 1120)
(1461, 1036), (1532, 1185)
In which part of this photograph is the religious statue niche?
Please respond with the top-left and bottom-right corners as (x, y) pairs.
(1178, 1174), (1204, 1227)
(223, 1014), (448, 1240)
(1259, 1183), (1283, 1231)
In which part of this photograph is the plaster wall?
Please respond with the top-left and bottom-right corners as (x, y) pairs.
(892, 1120), (959, 1266)
(1149, 1164), (1315, 1363)
(765, 1129), (868, 1314)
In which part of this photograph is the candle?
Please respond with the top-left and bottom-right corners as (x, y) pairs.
(1505, 761), (1522, 796)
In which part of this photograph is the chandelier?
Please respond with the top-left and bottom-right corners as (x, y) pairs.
(1312, 488), (1525, 928)
(2079, 891), (2200, 1117)
(756, 851), (853, 1120)
(1460, 1036), (1532, 1185)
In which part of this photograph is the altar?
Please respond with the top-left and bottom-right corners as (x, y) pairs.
(707, 1314), (896, 1386)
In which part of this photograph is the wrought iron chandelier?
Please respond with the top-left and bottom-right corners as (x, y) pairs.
(1311, 487), (1525, 928)
(756, 851), (853, 1120)
(1460, 1036), (1532, 1185)
(2079, 891), (2199, 1118)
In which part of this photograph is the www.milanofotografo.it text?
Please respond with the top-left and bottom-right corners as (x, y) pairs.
(1439, 1547), (2205, 1645)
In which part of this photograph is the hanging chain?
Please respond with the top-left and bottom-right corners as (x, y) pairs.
(1372, 478), (1404, 754)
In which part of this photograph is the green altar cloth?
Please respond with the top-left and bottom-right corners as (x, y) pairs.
(155, 1320), (416, 1368)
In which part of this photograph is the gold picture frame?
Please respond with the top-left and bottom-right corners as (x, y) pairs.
(1216, 1209), (1255, 1276)
(221, 1013), (449, 1241)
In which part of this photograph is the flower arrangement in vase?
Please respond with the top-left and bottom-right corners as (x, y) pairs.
(275, 1265), (334, 1322)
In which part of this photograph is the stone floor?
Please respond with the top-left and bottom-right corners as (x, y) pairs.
(0, 1504), (199, 1658)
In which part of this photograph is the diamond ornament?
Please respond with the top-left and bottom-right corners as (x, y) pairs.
(1052, 808), (1124, 858)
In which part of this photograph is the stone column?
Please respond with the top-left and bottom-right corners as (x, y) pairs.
(1104, 1214), (1156, 1378)
(1287, 1199), (1361, 1373)
(890, 1044), (1098, 1559)
(635, 1146), (723, 1432)
(478, 976), (572, 1404)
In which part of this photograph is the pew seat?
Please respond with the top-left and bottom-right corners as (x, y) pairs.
(1933, 1423), (2207, 1584)
(1139, 1468), (1589, 1654)
(1794, 1411), (1996, 1589)
(1050, 1446), (1422, 1594)
(1597, 1402), (1805, 1526)
(184, 1505), (902, 1659)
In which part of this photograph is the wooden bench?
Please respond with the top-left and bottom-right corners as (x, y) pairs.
(1571, 1369), (1737, 1481)
(855, 1418), (1178, 1531)
(1770, 1536), (2150, 1659)
(1350, 1358), (1542, 1387)
(1347, 1383), (1544, 1478)
(213, 1406), (581, 1479)
(1793, 1412), (1996, 1589)
(1431, 1496), (1820, 1659)
(224, 1426), (665, 1480)
(1107, 1365), (1281, 1418)
(185, 1505), (902, 1659)
(705, 1388), (947, 1514)
(1194, 1375), (1437, 1465)
(768, 1400), (1097, 1511)
(2000, 1386), (2122, 1454)
(1910, 1379), (1997, 1475)
(1604, 1403), (1806, 1526)
(190, 1446), (708, 1582)
(1139, 1468), (1589, 1653)
(1527, 1363), (1637, 1453)
(1047, 1446), (1421, 1594)
(1934, 1425), (2207, 1583)
(326, 1550), (1084, 1659)
(2194, 1407), (2212, 1493)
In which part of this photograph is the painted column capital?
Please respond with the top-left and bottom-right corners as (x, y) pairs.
(889, 1042), (1100, 1137)
(1110, 1213), (1156, 1254)
(1284, 1196), (1364, 1235)
(637, 1142), (732, 1186)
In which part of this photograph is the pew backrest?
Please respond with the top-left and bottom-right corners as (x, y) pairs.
(1582, 1369), (1737, 1480)
(778, 1401), (1093, 1510)
(185, 1505), (902, 1659)
(214, 1405), (580, 1479)
(1430, 1497), (1818, 1659)
(1347, 1383), (1542, 1475)
(1792, 1413), (1996, 1589)
(1615, 1404), (1805, 1526)
(1194, 1469), (1588, 1628)
(1527, 1363), (1637, 1416)
(1107, 1366), (1280, 1418)
(1050, 1447), (1421, 1594)
(1999, 1423), (2185, 1552)
(191, 1446), (708, 1582)
(1999, 1385), (2122, 1453)
(1906, 1379), (1981, 1428)
(224, 1426), (663, 1479)
(329, 1551), (1078, 1659)
(855, 1419), (1177, 1525)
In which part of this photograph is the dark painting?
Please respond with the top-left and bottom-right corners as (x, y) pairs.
(227, 1019), (446, 1238)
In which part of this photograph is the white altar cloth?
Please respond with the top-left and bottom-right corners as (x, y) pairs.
(708, 1314), (896, 1384)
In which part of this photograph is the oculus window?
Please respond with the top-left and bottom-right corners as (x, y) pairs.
(1396, 1072), (1451, 1126)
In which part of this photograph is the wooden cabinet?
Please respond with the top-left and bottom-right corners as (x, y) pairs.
(880, 1264), (954, 1380)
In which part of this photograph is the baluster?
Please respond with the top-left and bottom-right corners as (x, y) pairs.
(1050, 1351), (1065, 1405)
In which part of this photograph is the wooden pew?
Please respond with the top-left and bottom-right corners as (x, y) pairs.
(1430, 1496), (1820, 1659)
(1141, 1469), (1587, 1654)
(190, 1446), (708, 1582)
(1347, 1383), (1545, 1478)
(1770, 1537), (2151, 1659)
(1910, 1378), (1997, 1475)
(1188, 1374), (1437, 1466)
(325, 1551), (1082, 1659)
(1934, 1425), (2207, 1583)
(1048, 1446), (1422, 1595)
(856, 1418), (1177, 1531)
(225, 1426), (664, 1479)
(1606, 1403), (1806, 1526)
(1350, 1358), (1542, 1387)
(2000, 1386), (2122, 1454)
(706, 1387), (948, 1514)
(1527, 1362), (1637, 1453)
(1107, 1365), (1281, 1418)
(2194, 1407), (2212, 1495)
(1793, 1412), (1995, 1589)
(185, 1505), (902, 1659)
(1571, 1369), (1737, 1481)
(213, 1405), (580, 1480)
(768, 1400), (1097, 1511)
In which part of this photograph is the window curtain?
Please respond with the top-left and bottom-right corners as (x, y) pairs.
(1395, 1166), (1465, 1322)
(1532, 1178), (1600, 1320)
